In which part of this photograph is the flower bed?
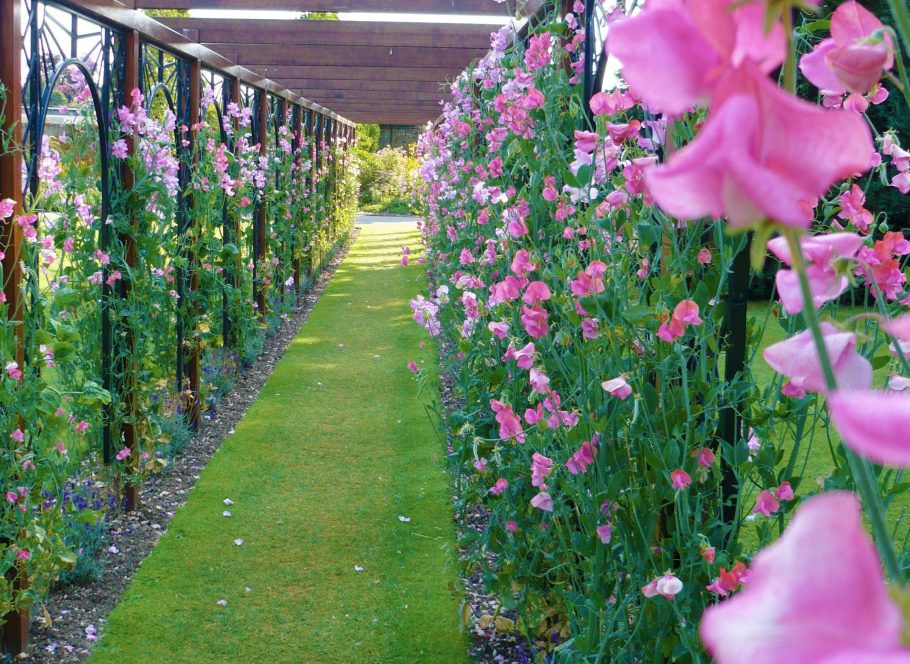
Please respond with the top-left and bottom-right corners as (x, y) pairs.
(413, 0), (910, 660)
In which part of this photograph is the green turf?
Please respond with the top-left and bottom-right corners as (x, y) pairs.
(89, 219), (469, 664)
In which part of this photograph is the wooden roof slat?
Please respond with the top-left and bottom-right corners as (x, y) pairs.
(239, 64), (465, 83)
(160, 18), (494, 49)
(216, 44), (487, 69)
(136, 0), (517, 15)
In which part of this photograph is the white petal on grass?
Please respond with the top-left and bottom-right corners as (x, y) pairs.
(398, 515), (411, 523)
(354, 565), (364, 572)
(223, 510), (232, 517)
(224, 498), (234, 506)
(234, 538), (244, 546)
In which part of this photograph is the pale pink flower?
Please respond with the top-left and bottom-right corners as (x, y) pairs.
(530, 491), (553, 512)
(596, 524), (612, 544)
(763, 323), (871, 394)
(530, 452), (553, 488)
(487, 321), (509, 339)
(828, 390), (910, 466)
(767, 233), (863, 314)
(116, 447), (131, 461)
(701, 492), (907, 663)
(601, 376), (632, 400)
(641, 574), (683, 600)
(0, 199), (14, 220)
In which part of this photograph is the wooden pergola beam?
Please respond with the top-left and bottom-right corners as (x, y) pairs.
(160, 18), (494, 49)
(287, 80), (447, 93)
(240, 64), (465, 83)
(215, 43), (487, 69)
(135, 0), (518, 15)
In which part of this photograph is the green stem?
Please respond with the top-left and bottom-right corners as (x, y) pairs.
(885, 0), (910, 111)
(782, 10), (797, 94)
(784, 229), (905, 583)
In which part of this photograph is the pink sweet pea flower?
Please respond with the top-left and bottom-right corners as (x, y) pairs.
(407, 361), (419, 373)
(520, 306), (549, 339)
(645, 66), (873, 229)
(0, 199), (14, 220)
(5, 491), (17, 503)
(763, 323), (872, 394)
(672, 299), (702, 325)
(530, 491), (553, 512)
(701, 492), (908, 663)
(693, 447), (715, 468)
(799, 1), (894, 96)
(512, 342), (535, 370)
(641, 573), (683, 600)
(752, 490), (780, 517)
(116, 447), (131, 461)
(488, 321), (509, 340)
(530, 452), (554, 487)
(566, 440), (597, 475)
(491, 399), (525, 443)
(607, 0), (785, 115)
(510, 249), (537, 276)
(670, 469), (692, 490)
(767, 232), (863, 314)
(596, 524), (612, 544)
(489, 478), (509, 495)
(522, 281), (551, 305)
(774, 481), (794, 501)
(602, 376), (632, 400)
(828, 390), (910, 466)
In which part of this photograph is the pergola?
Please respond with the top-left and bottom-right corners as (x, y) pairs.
(131, 1), (542, 125)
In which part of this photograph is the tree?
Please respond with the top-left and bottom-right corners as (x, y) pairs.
(143, 9), (190, 18)
(299, 12), (339, 20)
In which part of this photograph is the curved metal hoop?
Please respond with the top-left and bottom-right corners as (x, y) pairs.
(28, 58), (111, 230)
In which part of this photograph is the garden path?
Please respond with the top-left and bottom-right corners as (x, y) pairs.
(88, 217), (468, 663)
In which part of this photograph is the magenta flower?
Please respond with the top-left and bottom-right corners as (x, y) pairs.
(488, 321), (509, 340)
(116, 447), (131, 461)
(670, 469), (692, 490)
(407, 361), (419, 373)
(752, 490), (780, 517)
(5, 491), (17, 503)
(0, 198), (14, 220)
(520, 306), (549, 339)
(701, 492), (908, 663)
(767, 232), (863, 314)
(596, 524), (612, 544)
(828, 390), (910, 466)
(641, 574), (683, 601)
(530, 491), (553, 512)
(800, 1), (894, 96)
(566, 440), (597, 476)
(763, 323), (871, 394)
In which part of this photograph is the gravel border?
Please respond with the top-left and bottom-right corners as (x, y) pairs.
(18, 230), (358, 662)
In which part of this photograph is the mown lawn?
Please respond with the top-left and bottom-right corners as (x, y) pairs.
(88, 219), (469, 664)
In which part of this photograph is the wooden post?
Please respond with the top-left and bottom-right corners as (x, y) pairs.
(224, 77), (241, 349)
(254, 89), (268, 316)
(186, 59), (202, 430)
(120, 30), (141, 511)
(292, 104), (303, 301)
(277, 97), (287, 302)
(0, 0), (29, 653)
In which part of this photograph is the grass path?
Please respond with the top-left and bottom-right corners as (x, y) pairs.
(89, 218), (469, 663)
